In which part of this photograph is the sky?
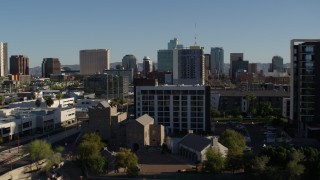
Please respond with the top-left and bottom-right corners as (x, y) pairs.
(0, 0), (319, 68)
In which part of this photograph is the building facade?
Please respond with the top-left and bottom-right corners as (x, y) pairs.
(10, 55), (29, 75)
(42, 58), (61, 78)
(230, 53), (244, 77)
(80, 49), (110, 75)
(0, 42), (8, 77)
(122, 54), (137, 75)
(143, 56), (153, 76)
(158, 38), (184, 72)
(271, 55), (284, 72)
(83, 74), (129, 99)
(173, 46), (205, 85)
(210, 47), (224, 76)
(158, 49), (173, 72)
(231, 59), (249, 81)
(290, 39), (320, 138)
(135, 85), (211, 134)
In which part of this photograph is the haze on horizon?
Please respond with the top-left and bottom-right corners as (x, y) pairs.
(0, 0), (319, 67)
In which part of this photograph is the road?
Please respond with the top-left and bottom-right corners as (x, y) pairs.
(0, 126), (81, 176)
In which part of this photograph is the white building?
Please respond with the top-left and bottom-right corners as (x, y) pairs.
(80, 49), (110, 75)
(0, 42), (8, 77)
(135, 85), (211, 134)
(0, 107), (76, 141)
(9, 97), (74, 108)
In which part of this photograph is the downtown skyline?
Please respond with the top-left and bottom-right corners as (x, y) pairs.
(1, 0), (319, 67)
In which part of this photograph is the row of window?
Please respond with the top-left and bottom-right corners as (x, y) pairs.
(139, 90), (205, 95)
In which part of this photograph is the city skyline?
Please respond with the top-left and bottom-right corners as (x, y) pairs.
(0, 0), (319, 67)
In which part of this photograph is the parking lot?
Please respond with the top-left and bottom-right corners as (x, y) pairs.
(214, 122), (268, 154)
(137, 149), (194, 174)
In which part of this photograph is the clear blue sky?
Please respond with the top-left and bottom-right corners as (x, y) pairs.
(1, 0), (319, 67)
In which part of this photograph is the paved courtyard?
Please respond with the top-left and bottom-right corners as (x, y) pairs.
(137, 149), (195, 174)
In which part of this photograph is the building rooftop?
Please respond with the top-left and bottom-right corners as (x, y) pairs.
(136, 114), (154, 126)
(99, 101), (111, 108)
(215, 90), (289, 97)
(179, 133), (211, 152)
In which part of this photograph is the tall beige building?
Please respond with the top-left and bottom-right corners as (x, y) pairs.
(80, 49), (110, 75)
(0, 42), (8, 77)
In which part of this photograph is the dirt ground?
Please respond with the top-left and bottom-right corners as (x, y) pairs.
(137, 149), (195, 174)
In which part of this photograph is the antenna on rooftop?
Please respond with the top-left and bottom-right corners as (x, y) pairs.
(194, 23), (197, 45)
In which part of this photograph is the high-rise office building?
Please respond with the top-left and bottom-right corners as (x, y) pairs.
(173, 46), (205, 85)
(230, 53), (244, 77)
(122, 54), (137, 71)
(210, 47), (224, 76)
(168, 38), (183, 50)
(290, 39), (320, 138)
(135, 85), (211, 133)
(42, 58), (61, 78)
(248, 63), (257, 74)
(231, 59), (249, 81)
(143, 56), (153, 76)
(158, 38), (183, 72)
(271, 55), (284, 72)
(204, 54), (211, 80)
(10, 55), (29, 75)
(80, 49), (110, 75)
(0, 42), (8, 77)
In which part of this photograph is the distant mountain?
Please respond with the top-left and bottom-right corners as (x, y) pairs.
(62, 64), (80, 71)
(30, 64), (80, 77)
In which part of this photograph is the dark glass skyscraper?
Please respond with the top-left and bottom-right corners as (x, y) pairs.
(290, 39), (320, 138)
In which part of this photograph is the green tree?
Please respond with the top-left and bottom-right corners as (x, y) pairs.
(203, 147), (225, 173)
(230, 108), (241, 117)
(211, 109), (221, 118)
(0, 95), (5, 106)
(127, 164), (140, 177)
(55, 92), (62, 100)
(73, 81), (80, 87)
(246, 93), (256, 116)
(44, 151), (62, 171)
(220, 129), (246, 156)
(76, 133), (107, 174)
(286, 160), (305, 179)
(259, 102), (274, 118)
(35, 99), (42, 107)
(77, 141), (101, 160)
(116, 148), (138, 173)
(26, 140), (52, 169)
(10, 97), (15, 103)
(51, 84), (63, 90)
(87, 155), (107, 174)
(301, 147), (320, 179)
(54, 145), (65, 153)
(56, 92), (62, 107)
(45, 97), (54, 107)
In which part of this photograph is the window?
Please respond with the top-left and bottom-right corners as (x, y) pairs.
(305, 46), (314, 52)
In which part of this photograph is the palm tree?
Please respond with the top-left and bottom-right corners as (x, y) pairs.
(56, 92), (62, 107)
(0, 96), (5, 106)
(246, 93), (256, 117)
(45, 97), (54, 107)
